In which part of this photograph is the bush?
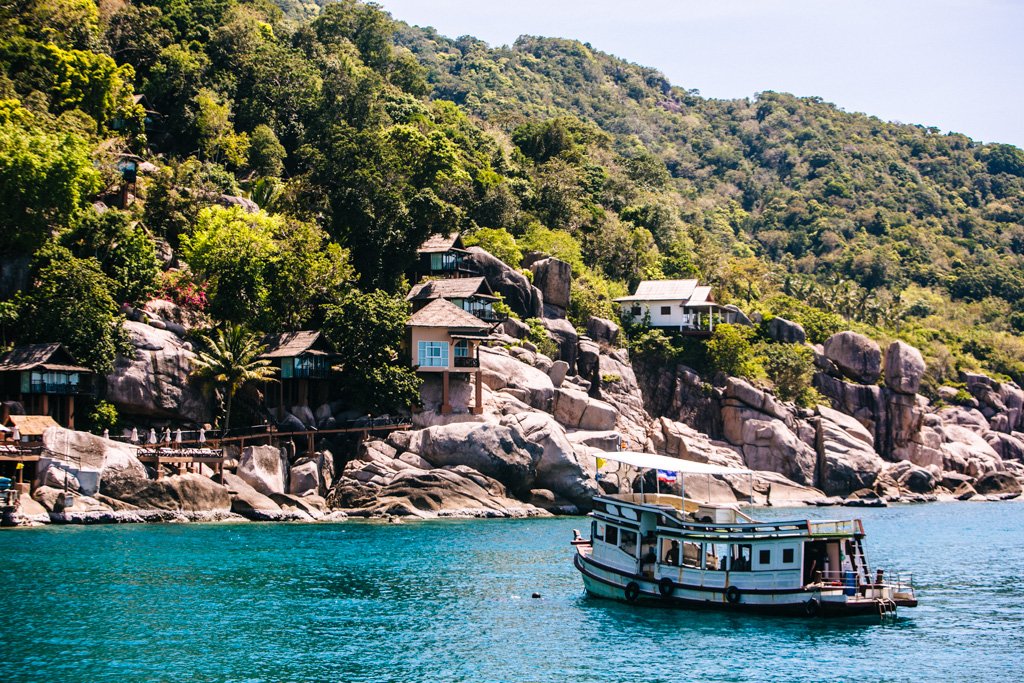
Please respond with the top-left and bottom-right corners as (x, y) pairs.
(462, 227), (522, 268)
(755, 342), (817, 406)
(705, 324), (761, 378)
(524, 317), (559, 359)
(88, 400), (119, 433)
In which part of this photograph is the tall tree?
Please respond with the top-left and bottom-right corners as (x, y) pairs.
(190, 325), (276, 434)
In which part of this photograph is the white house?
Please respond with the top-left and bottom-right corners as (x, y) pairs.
(613, 280), (744, 335)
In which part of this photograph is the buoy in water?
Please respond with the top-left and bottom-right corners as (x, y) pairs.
(531, 592), (541, 599)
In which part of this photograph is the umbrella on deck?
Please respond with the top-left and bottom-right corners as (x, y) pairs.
(102, 429), (109, 440)
(163, 427), (171, 443)
(174, 428), (182, 445)
(130, 427), (138, 443)
(11, 426), (20, 441)
(148, 428), (157, 445)
(198, 427), (206, 444)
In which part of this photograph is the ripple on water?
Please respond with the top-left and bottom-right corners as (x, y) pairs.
(1, 503), (1023, 682)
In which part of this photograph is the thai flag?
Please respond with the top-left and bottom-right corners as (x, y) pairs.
(657, 470), (677, 483)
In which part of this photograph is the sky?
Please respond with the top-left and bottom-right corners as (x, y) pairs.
(375, 0), (1024, 148)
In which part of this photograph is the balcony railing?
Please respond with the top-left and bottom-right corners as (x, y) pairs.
(287, 367), (330, 380)
(453, 356), (480, 368)
(28, 382), (89, 395)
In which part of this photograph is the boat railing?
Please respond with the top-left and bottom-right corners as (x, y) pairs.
(807, 519), (863, 537)
(812, 569), (915, 596)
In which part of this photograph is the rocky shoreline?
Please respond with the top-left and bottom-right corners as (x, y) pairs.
(6, 319), (1022, 529)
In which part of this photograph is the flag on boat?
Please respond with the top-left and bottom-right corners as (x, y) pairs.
(657, 469), (677, 483)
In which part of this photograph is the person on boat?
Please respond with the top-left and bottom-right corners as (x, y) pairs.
(664, 540), (680, 565)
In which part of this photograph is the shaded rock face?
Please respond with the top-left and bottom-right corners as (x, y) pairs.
(538, 317), (578, 370)
(974, 471), (1022, 497)
(464, 246), (542, 319)
(215, 471), (284, 520)
(766, 317), (806, 344)
(105, 321), (210, 423)
(530, 257), (572, 314)
(410, 422), (541, 497)
(962, 372), (1024, 433)
(101, 473), (232, 512)
(823, 331), (882, 384)
(884, 341), (926, 395)
(586, 317), (620, 346)
(237, 445), (289, 496)
(816, 408), (885, 496)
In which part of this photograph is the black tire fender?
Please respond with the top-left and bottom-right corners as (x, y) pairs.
(725, 585), (741, 604)
(658, 577), (675, 598)
(624, 581), (640, 602)
(804, 597), (821, 617)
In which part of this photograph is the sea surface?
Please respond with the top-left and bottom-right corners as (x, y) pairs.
(1, 502), (1020, 682)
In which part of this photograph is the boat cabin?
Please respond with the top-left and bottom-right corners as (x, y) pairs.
(0, 344), (94, 429)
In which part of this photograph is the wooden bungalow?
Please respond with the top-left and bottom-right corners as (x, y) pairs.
(0, 344), (93, 429)
(406, 276), (505, 323)
(407, 299), (491, 415)
(413, 233), (477, 279)
(258, 331), (338, 416)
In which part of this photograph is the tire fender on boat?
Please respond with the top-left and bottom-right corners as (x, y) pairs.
(624, 581), (640, 602)
(804, 597), (821, 617)
(658, 577), (675, 598)
(725, 585), (741, 604)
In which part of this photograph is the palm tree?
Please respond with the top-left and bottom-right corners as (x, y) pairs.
(190, 325), (276, 435)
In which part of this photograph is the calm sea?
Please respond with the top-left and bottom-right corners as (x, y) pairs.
(1, 502), (1020, 682)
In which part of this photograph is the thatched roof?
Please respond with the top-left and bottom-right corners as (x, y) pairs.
(0, 343), (92, 373)
(6, 414), (60, 436)
(407, 299), (491, 331)
(406, 277), (495, 302)
(417, 233), (464, 254)
(259, 331), (331, 359)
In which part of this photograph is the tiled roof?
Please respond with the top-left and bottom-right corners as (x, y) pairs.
(407, 298), (491, 331)
(417, 233), (463, 254)
(0, 343), (91, 373)
(259, 331), (328, 359)
(6, 414), (61, 436)
(613, 279), (701, 303)
(406, 277), (494, 301)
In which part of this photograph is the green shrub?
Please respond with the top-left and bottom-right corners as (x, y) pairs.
(524, 317), (559, 359)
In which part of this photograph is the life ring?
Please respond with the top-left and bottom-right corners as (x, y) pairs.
(624, 581), (641, 602)
(804, 597), (821, 617)
(725, 585), (741, 604)
(658, 577), (675, 598)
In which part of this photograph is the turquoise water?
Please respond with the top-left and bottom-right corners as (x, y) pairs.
(1, 502), (1021, 682)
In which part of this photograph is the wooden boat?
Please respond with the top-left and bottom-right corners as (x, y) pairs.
(572, 452), (918, 617)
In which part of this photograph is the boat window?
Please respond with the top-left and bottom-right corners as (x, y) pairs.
(783, 548), (795, 564)
(731, 544), (752, 572)
(593, 521), (604, 541)
(681, 541), (701, 568)
(707, 543), (729, 571)
(619, 529), (638, 557)
(605, 525), (618, 546)
(758, 549), (771, 566)
(660, 539), (680, 565)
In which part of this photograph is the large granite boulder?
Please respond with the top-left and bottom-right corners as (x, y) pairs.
(552, 388), (617, 431)
(237, 445), (289, 496)
(479, 347), (554, 411)
(649, 417), (745, 469)
(464, 246), (543, 319)
(576, 339), (601, 385)
(734, 418), (818, 486)
(288, 460), (320, 497)
(816, 409), (885, 496)
(100, 473), (232, 512)
(538, 317), (579, 369)
(409, 422), (541, 496)
(501, 411), (600, 508)
(823, 331), (882, 384)
(215, 471), (284, 520)
(105, 321), (210, 422)
(974, 471), (1022, 498)
(586, 317), (620, 346)
(884, 341), (926, 395)
(41, 427), (148, 492)
(766, 317), (806, 344)
(530, 257), (572, 314)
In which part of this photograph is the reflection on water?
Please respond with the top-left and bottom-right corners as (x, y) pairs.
(1, 503), (1022, 682)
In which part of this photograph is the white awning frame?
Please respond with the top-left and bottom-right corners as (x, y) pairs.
(597, 451), (751, 476)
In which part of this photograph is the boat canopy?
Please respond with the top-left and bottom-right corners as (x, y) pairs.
(598, 451), (752, 476)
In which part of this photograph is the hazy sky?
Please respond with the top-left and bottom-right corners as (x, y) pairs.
(375, 0), (1024, 148)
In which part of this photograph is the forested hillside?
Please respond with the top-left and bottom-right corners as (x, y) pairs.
(1, 0), (1023, 424)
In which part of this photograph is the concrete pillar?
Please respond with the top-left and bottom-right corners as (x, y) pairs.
(441, 371), (451, 415)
